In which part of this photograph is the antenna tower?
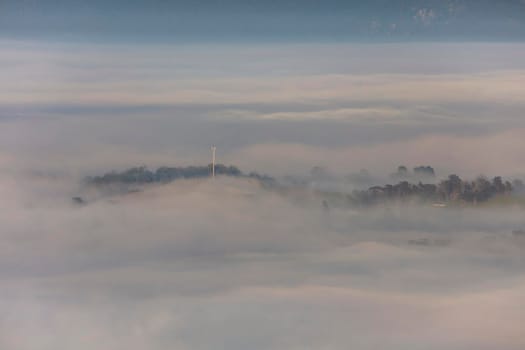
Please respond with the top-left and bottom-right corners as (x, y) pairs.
(211, 146), (216, 178)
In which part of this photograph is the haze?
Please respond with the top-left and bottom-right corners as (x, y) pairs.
(1, 1), (525, 349)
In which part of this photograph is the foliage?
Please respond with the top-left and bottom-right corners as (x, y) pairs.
(87, 164), (274, 185)
(354, 174), (520, 206)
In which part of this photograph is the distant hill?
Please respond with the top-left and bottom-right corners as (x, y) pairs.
(86, 164), (275, 186)
(84, 164), (524, 209)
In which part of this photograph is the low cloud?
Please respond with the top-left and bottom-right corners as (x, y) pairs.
(2, 41), (525, 107)
(1, 167), (525, 349)
(1, 40), (525, 350)
(228, 128), (525, 178)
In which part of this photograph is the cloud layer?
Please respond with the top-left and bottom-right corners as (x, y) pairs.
(1, 173), (525, 350)
(1, 41), (525, 178)
(1, 40), (525, 349)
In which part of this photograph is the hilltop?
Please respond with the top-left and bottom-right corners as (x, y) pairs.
(80, 164), (525, 209)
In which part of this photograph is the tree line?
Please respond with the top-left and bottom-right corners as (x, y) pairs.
(354, 174), (524, 205)
(85, 163), (524, 207)
(87, 164), (275, 185)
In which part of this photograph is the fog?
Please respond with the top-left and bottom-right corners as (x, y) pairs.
(1, 39), (525, 349)
(2, 41), (525, 178)
(1, 164), (525, 349)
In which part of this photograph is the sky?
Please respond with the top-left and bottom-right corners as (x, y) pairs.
(1, 1), (525, 350)
(1, 0), (525, 42)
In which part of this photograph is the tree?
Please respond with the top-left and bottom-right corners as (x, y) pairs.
(414, 166), (435, 178)
(492, 176), (505, 194)
(397, 166), (408, 176)
(512, 179), (524, 193)
(391, 165), (409, 180)
(438, 174), (463, 200)
(473, 176), (492, 202)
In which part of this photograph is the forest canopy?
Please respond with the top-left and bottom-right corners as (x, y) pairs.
(85, 164), (524, 207)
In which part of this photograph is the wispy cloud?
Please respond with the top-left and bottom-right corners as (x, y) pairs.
(2, 41), (525, 106)
(228, 128), (525, 177)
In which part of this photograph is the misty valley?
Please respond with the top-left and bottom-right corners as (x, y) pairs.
(2, 157), (525, 350)
(2, 1), (525, 348)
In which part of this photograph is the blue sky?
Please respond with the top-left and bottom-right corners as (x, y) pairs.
(1, 0), (524, 43)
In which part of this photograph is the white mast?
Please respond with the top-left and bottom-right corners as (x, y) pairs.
(211, 146), (216, 178)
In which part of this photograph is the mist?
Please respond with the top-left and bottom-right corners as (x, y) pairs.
(2, 41), (525, 178)
(1, 158), (525, 349)
(1, 7), (525, 348)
